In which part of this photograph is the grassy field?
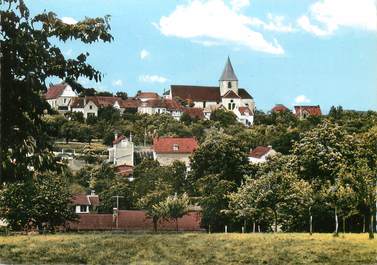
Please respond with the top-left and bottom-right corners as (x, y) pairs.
(0, 233), (376, 265)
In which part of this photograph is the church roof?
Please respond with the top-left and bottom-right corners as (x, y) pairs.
(170, 85), (221, 102)
(238, 88), (253, 99)
(222, 90), (241, 99)
(219, 57), (238, 81)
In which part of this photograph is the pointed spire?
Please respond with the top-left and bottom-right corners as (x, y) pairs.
(219, 56), (238, 81)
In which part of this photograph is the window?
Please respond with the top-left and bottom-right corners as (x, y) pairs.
(80, 205), (88, 213)
(228, 100), (235, 110)
(64, 98), (67, 103)
(89, 105), (93, 110)
(173, 144), (179, 151)
(228, 82), (232, 88)
(87, 113), (95, 118)
(203, 101), (206, 108)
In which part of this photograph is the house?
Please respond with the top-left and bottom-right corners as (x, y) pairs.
(153, 137), (198, 166)
(108, 134), (134, 166)
(271, 104), (289, 113)
(113, 98), (140, 114)
(165, 57), (255, 126)
(135, 92), (160, 102)
(71, 191), (100, 214)
(248, 146), (277, 164)
(234, 107), (254, 126)
(45, 83), (77, 113)
(138, 99), (183, 120)
(294, 105), (322, 119)
(70, 97), (98, 118)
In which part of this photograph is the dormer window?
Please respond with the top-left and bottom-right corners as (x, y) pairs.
(173, 144), (179, 151)
(228, 82), (232, 88)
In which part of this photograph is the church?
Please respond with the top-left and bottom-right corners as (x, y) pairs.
(165, 57), (255, 126)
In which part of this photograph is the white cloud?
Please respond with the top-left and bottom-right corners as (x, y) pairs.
(61, 17), (78, 25)
(112, 79), (123, 87)
(295, 95), (311, 104)
(298, 0), (377, 36)
(140, 49), (150, 60)
(154, 0), (284, 55)
(250, 14), (295, 33)
(139, 74), (168, 83)
(230, 0), (250, 11)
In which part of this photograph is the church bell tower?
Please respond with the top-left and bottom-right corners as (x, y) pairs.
(219, 57), (238, 96)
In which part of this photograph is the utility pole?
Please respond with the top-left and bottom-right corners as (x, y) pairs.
(112, 195), (124, 229)
(0, 51), (2, 183)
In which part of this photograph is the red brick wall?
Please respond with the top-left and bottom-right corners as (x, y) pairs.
(68, 210), (203, 231)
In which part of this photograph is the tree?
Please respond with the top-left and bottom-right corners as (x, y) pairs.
(154, 193), (190, 231)
(1, 0), (113, 182)
(116, 91), (128, 100)
(210, 109), (237, 127)
(0, 174), (77, 231)
(96, 91), (113, 97)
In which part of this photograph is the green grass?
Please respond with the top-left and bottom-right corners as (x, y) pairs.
(0, 233), (376, 264)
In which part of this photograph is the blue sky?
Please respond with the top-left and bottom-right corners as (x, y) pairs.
(26, 0), (377, 113)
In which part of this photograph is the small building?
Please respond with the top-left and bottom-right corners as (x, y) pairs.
(71, 192), (100, 214)
(70, 97), (98, 118)
(113, 98), (140, 114)
(271, 104), (290, 113)
(153, 137), (198, 166)
(138, 99), (183, 120)
(248, 146), (277, 164)
(294, 105), (322, 119)
(108, 134), (134, 166)
(45, 83), (77, 113)
(234, 106), (254, 127)
(135, 92), (160, 102)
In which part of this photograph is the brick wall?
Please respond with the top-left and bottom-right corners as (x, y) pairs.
(67, 210), (203, 231)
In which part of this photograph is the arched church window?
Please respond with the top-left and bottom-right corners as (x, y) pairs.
(228, 82), (232, 88)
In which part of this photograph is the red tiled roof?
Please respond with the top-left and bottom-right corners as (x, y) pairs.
(136, 92), (160, 99)
(118, 99), (140, 109)
(72, 194), (100, 206)
(171, 85), (221, 102)
(113, 135), (126, 145)
(141, 99), (183, 110)
(249, 146), (272, 158)
(153, 137), (198, 154)
(183, 108), (205, 119)
(222, 90), (241, 99)
(45, 84), (66, 100)
(272, 104), (289, 113)
(115, 165), (133, 176)
(238, 106), (252, 115)
(294, 105), (322, 117)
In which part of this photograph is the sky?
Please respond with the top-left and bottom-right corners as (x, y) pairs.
(25, 0), (377, 113)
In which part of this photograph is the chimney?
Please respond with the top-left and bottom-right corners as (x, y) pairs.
(129, 132), (133, 143)
(90, 190), (95, 196)
(114, 132), (118, 141)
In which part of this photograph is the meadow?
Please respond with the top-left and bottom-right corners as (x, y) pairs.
(0, 233), (376, 265)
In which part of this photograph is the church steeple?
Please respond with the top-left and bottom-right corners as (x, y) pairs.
(219, 57), (238, 81)
(219, 57), (238, 96)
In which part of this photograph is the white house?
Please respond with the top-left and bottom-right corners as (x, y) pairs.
(72, 192), (100, 214)
(137, 99), (183, 120)
(70, 97), (99, 118)
(45, 83), (77, 113)
(248, 146), (277, 164)
(108, 134), (134, 166)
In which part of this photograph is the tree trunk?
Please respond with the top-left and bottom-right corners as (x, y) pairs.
(153, 217), (158, 232)
(334, 207), (339, 237)
(258, 225), (260, 233)
(274, 211), (278, 233)
(244, 219), (247, 233)
(342, 217), (346, 234)
(208, 224), (211, 234)
(363, 215), (366, 233)
(369, 212), (374, 239)
(253, 222), (256, 233)
(176, 218), (179, 232)
(310, 215), (313, 235)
